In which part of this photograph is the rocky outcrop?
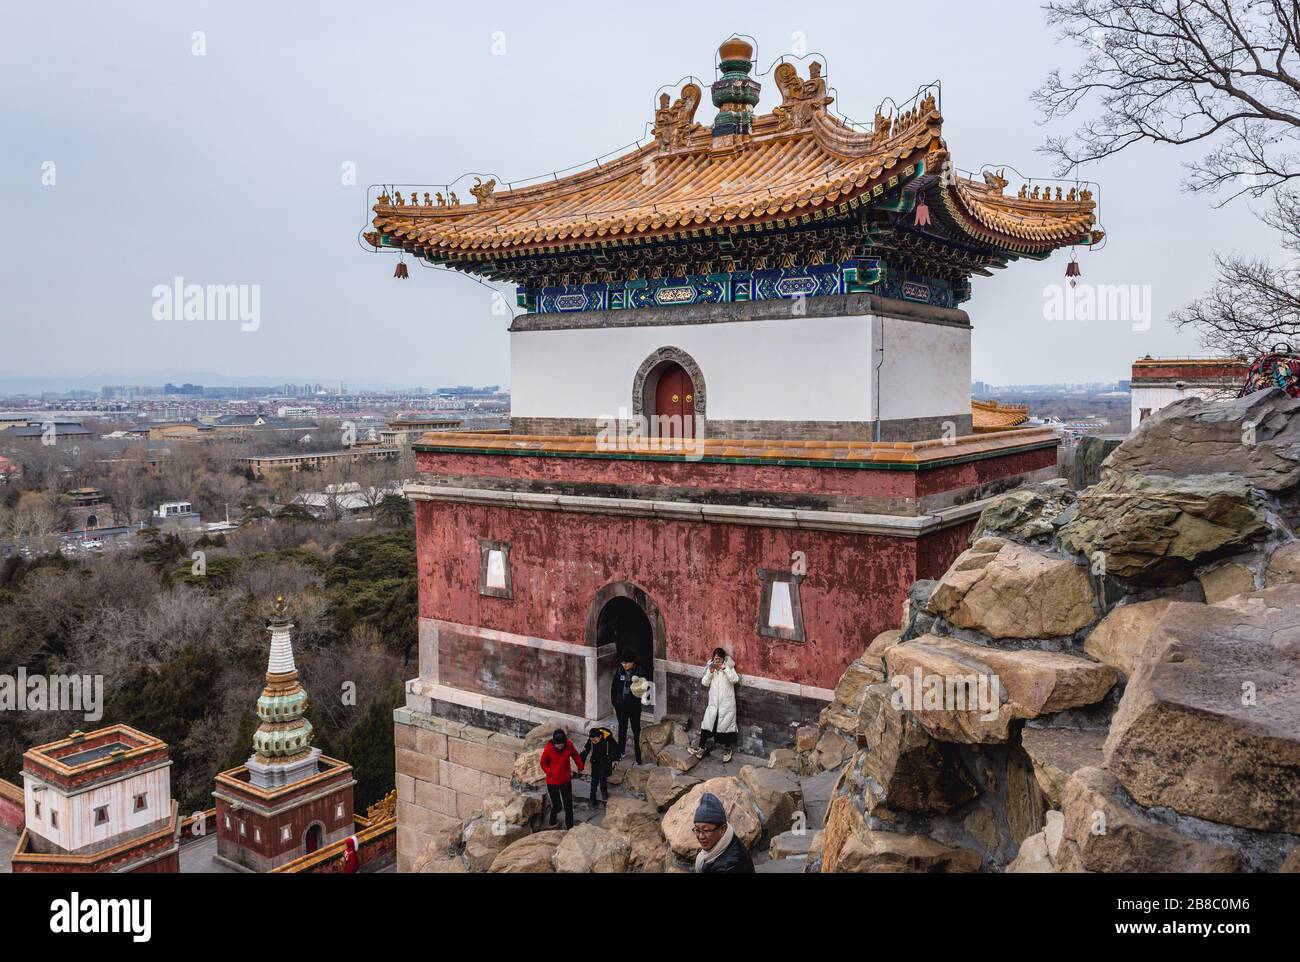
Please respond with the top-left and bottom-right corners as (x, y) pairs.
(739, 764), (804, 837)
(1059, 473), (1271, 584)
(1103, 585), (1300, 834)
(552, 823), (631, 873)
(489, 831), (565, 873)
(1103, 390), (1300, 493)
(812, 390), (1300, 874)
(883, 636), (1117, 743)
(927, 539), (1097, 638)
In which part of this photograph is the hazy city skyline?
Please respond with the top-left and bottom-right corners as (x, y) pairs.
(1, 0), (1270, 387)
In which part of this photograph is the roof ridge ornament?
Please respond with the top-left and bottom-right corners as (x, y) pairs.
(711, 37), (760, 143)
(653, 82), (703, 151)
(772, 61), (833, 131)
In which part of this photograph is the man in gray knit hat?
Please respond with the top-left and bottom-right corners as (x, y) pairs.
(692, 792), (754, 873)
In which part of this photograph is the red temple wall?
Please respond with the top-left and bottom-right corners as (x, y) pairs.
(416, 499), (960, 691)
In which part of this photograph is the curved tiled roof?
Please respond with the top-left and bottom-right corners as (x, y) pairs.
(368, 81), (1099, 263)
(971, 398), (1031, 431)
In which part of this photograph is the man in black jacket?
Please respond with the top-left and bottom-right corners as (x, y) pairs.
(610, 652), (645, 765)
(692, 792), (754, 873)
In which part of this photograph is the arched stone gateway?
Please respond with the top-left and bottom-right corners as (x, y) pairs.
(585, 581), (668, 722)
(632, 346), (707, 427)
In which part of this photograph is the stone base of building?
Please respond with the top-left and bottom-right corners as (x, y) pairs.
(393, 707), (528, 874)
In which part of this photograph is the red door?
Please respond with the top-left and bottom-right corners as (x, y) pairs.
(654, 363), (696, 439)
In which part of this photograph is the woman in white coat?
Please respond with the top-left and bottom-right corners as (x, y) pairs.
(690, 647), (740, 763)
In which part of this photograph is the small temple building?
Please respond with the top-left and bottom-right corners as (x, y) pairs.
(212, 598), (355, 872)
(1130, 355), (1247, 429)
(365, 36), (1101, 866)
(11, 724), (180, 873)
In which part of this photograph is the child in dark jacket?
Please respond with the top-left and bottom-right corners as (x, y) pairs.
(539, 729), (584, 828)
(580, 727), (616, 807)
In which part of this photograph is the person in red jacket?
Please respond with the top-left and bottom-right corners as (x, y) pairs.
(540, 729), (583, 829)
(340, 835), (359, 874)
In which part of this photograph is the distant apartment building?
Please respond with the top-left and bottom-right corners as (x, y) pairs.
(1130, 356), (1247, 430)
(381, 415), (463, 446)
(151, 500), (202, 529)
(238, 446), (400, 477)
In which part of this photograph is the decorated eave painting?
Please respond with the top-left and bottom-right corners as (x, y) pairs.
(364, 37), (1103, 314)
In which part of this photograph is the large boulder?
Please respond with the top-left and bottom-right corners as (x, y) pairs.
(864, 629), (904, 670)
(1104, 585), (1300, 833)
(642, 769), (702, 811)
(482, 790), (543, 827)
(810, 728), (855, 771)
(884, 636), (1117, 743)
(489, 831), (565, 873)
(972, 482), (1075, 544)
(552, 823), (631, 873)
(854, 683), (978, 813)
(1020, 726), (1107, 810)
(1061, 768), (1242, 872)
(602, 796), (668, 872)
(512, 748), (546, 789)
(832, 828), (982, 873)
(1198, 562), (1257, 603)
(1059, 473), (1271, 585)
(928, 539), (1097, 639)
(739, 764), (804, 836)
(661, 777), (763, 858)
(822, 657), (884, 731)
(1103, 390), (1300, 492)
(1265, 542), (1300, 586)
(1083, 598), (1177, 679)
(462, 817), (529, 873)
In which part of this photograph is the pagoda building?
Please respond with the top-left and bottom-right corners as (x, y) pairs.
(368, 37), (1100, 786)
(11, 724), (180, 873)
(213, 598), (355, 872)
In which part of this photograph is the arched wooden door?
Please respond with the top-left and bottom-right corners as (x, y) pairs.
(654, 363), (696, 438)
(305, 824), (323, 854)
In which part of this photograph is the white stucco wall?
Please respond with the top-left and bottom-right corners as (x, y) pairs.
(510, 312), (970, 426)
(1130, 385), (1226, 430)
(25, 765), (171, 852)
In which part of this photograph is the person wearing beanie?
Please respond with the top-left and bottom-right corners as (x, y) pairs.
(580, 726), (616, 808)
(540, 729), (584, 828)
(691, 792), (753, 873)
(689, 647), (741, 763)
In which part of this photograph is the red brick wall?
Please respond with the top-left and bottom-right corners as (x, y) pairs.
(417, 499), (961, 691)
(216, 785), (352, 863)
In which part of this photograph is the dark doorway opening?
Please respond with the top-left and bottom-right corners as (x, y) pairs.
(596, 596), (653, 676)
(304, 823), (323, 854)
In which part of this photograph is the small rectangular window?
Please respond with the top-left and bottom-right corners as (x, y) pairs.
(335, 803), (345, 821)
(757, 567), (806, 642)
(50, 810), (59, 828)
(94, 805), (109, 826)
(133, 793), (148, 813)
(33, 801), (41, 818)
(478, 539), (513, 599)
(281, 825), (292, 842)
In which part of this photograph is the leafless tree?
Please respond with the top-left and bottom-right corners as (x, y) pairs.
(1034, 0), (1300, 354)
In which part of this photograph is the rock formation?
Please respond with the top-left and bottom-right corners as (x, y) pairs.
(813, 390), (1300, 873)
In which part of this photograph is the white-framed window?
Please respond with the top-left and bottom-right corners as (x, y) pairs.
(254, 828), (261, 843)
(281, 825), (292, 842)
(239, 821), (246, 837)
(335, 803), (345, 821)
(478, 539), (513, 599)
(758, 568), (806, 642)
(224, 814), (231, 830)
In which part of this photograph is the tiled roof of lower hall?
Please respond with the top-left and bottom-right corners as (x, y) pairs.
(367, 53), (1099, 263)
(971, 398), (1031, 430)
(412, 423), (1057, 466)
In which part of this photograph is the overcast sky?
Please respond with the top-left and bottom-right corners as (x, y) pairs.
(0, 0), (1273, 389)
